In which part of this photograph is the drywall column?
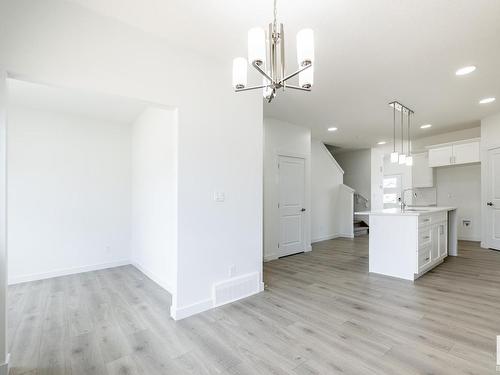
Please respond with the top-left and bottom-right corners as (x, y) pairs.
(0, 69), (9, 374)
(131, 107), (178, 300)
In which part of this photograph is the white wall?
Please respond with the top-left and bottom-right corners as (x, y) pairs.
(263, 118), (311, 261)
(334, 149), (371, 199)
(480, 113), (500, 247)
(311, 140), (350, 241)
(370, 148), (384, 211)
(131, 107), (177, 294)
(1, 0), (263, 320)
(7, 106), (132, 284)
(435, 164), (481, 241)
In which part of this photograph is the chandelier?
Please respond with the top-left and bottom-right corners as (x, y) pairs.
(232, 0), (315, 102)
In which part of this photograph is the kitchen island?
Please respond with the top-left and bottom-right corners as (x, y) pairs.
(356, 207), (457, 281)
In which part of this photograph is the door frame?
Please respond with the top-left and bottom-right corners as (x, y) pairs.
(483, 146), (500, 250)
(277, 154), (307, 258)
(265, 150), (311, 261)
(0, 68), (9, 374)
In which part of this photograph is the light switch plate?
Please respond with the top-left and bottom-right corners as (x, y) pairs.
(214, 191), (225, 202)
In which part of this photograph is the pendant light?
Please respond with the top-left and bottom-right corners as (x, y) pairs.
(406, 111), (413, 166)
(398, 108), (407, 164)
(390, 103), (399, 163)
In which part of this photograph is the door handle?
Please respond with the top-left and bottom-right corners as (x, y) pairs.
(487, 202), (494, 206)
(301, 208), (306, 212)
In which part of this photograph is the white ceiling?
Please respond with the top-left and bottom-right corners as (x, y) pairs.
(8, 79), (151, 124)
(67, 0), (500, 149)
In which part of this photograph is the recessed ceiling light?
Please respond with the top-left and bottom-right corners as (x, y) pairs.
(455, 66), (476, 76)
(328, 127), (338, 132)
(377, 141), (386, 145)
(420, 124), (432, 129)
(479, 97), (496, 104)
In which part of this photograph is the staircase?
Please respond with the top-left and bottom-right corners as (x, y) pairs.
(353, 192), (369, 236)
(353, 220), (369, 236)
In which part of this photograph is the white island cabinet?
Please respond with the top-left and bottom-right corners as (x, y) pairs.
(356, 207), (457, 281)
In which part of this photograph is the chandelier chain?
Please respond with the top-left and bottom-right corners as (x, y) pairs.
(273, 0), (278, 36)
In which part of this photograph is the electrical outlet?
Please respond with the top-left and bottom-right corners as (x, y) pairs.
(462, 219), (471, 228)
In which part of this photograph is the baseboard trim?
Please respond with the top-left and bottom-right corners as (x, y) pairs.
(0, 354), (9, 375)
(312, 233), (339, 243)
(457, 236), (481, 242)
(8, 260), (130, 285)
(312, 233), (355, 243)
(170, 279), (265, 321)
(132, 262), (173, 295)
(170, 298), (213, 321)
(264, 254), (279, 262)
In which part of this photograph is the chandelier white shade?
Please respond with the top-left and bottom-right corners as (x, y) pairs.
(398, 154), (407, 165)
(232, 0), (315, 102)
(405, 156), (413, 166)
(232, 57), (248, 89)
(248, 28), (267, 65)
(299, 65), (314, 89)
(297, 28), (315, 66)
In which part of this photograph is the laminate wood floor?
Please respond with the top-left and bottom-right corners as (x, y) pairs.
(8, 237), (500, 374)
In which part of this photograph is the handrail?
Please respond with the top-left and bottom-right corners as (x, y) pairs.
(354, 192), (369, 203)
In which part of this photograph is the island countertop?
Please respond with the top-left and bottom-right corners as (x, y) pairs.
(355, 206), (457, 217)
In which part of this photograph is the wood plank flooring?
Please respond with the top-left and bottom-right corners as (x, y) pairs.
(8, 238), (500, 374)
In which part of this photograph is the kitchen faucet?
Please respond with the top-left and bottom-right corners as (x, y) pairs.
(398, 188), (418, 212)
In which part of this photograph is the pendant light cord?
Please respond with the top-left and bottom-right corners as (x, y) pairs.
(393, 104), (396, 152)
(408, 111), (411, 155)
(401, 109), (404, 154)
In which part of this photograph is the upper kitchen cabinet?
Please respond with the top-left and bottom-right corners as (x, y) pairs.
(427, 138), (480, 167)
(412, 152), (434, 187)
(452, 141), (480, 165)
(427, 145), (453, 168)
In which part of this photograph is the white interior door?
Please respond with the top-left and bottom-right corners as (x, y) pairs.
(278, 155), (306, 257)
(486, 147), (500, 250)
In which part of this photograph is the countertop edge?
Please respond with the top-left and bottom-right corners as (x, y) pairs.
(355, 207), (457, 216)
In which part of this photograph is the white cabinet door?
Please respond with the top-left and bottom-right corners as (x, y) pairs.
(412, 153), (433, 187)
(431, 225), (440, 261)
(428, 146), (453, 167)
(452, 141), (480, 165)
(438, 222), (447, 257)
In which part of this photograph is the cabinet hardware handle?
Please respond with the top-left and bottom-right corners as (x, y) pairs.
(425, 257), (430, 261)
(423, 219), (430, 222)
(423, 236), (430, 240)
(487, 202), (494, 207)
